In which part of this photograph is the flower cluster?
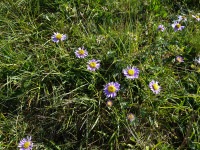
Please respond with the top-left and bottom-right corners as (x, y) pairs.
(157, 14), (200, 33)
(49, 14), (199, 126)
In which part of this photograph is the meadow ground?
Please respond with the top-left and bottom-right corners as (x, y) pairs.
(0, 0), (200, 149)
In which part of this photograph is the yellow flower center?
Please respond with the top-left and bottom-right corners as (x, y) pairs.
(128, 69), (134, 75)
(23, 142), (30, 148)
(128, 114), (134, 120)
(196, 16), (199, 18)
(159, 27), (162, 31)
(177, 58), (182, 62)
(153, 83), (159, 90)
(107, 101), (112, 106)
(55, 34), (62, 40)
(78, 50), (85, 55)
(176, 24), (181, 28)
(90, 62), (96, 68)
(107, 85), (116, 93)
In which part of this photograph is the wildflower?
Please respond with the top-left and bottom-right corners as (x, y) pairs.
(123, 66), (139, 80)
(87, 59), (100, 71)
(104, 82), (120, 98)
(178, 15), (187, 22)
(96, 35), (107, 44)
(107, 100), (113, 107)
(127, 31), (134, 38)
(171, 21), (185, 31)
(102, 6), (108, 11)
(196, 57), (200, 64)
(157, 25), (165, 32)
(18, 136), (33, 150)
(192, 15), (200, 21)
(149, 80), (161, 94)
(80, 12), (84, 17)
(75, 47), (88, 58)
(127, 113), (135, 122)
(51, 32), (67, 42)
(191, 64), (195, 68)
(177, 56), (184, 63)
(96, 38), (101, 44)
